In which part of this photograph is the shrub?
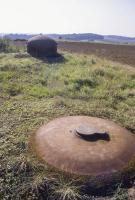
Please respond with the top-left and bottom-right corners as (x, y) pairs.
(0, 38), (19, 53)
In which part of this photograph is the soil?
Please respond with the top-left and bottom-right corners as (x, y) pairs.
(58, 41), (135, 67)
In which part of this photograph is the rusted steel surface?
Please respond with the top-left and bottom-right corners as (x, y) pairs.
(75, 125), (110, 141)
(32, 116), (135, 176)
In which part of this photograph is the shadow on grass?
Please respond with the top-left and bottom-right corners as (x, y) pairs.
(32, 53), (66, 64)
(82, 171), (135, 197)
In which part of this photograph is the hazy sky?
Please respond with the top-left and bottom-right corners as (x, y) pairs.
(0, 0), (135, 37)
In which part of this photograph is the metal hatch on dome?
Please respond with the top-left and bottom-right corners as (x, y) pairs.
(31, 116), (135, 176)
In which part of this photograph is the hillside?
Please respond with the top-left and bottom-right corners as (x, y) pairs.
(104, 35), (135, 43)
(58, 41), (135, 67)
(1, 33), (135, 44)
(0, 49), (135, 199)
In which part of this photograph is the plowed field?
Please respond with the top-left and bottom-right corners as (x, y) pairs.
(58, 41), (135, 67)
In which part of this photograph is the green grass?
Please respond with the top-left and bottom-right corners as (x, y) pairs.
(0, 51), (135, 199)
(0, 39), (24, 53)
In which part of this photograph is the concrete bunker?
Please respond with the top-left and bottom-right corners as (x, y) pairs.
(27, 35), (57, 57)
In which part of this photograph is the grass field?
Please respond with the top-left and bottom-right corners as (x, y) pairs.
(0, 50), (135, 199)
(14, 40), (135, 67)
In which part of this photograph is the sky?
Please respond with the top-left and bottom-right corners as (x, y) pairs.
(0, 0), (135, 37)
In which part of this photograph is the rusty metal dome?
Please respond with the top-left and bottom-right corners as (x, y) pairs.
(27, 35), (57, 57)
(32, 116), (135, 176)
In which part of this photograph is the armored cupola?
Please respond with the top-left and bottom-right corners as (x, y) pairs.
(27, 35), (57, 57)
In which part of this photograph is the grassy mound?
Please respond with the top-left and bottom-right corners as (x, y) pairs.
(0, 52), (135, 199)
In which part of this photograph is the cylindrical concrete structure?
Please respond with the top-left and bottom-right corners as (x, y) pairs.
(27, 35), (57, 57)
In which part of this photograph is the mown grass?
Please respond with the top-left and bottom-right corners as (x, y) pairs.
(0, 51), (135, 200)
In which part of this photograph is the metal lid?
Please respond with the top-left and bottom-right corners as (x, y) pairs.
(32, 116), (135, 176)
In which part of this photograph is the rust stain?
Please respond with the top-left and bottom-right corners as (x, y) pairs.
(30, 116), (135, 176)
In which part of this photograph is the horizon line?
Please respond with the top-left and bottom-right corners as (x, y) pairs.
(0, 32), (135, 38)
